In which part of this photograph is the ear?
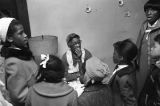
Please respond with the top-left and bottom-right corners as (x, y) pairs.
(7, 36), (13, 43)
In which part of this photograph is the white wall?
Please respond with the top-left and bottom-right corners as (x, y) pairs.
(27, 0), (147, 70)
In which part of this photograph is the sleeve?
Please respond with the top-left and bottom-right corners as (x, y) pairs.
(5, 59), (36, 104)
(135, 22), (146, 68)
(118, 75), (137, 106)
(138, 76), (154, 106)
(84, 49), (92, 61)
(25, 87), (32, 106)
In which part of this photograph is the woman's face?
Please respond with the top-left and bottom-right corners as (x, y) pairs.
(145, 8), (160, 25)
(11, 24), (28, 48)
(70, 37), (82, 56)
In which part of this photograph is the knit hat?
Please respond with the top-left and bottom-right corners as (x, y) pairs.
(0, 17), (15, 42)
(144, 0), (160, 11)
(83, 56), (110, 84)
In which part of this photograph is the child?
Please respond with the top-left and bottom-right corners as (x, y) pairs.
(138, 34), (160, 106)
(75, 56), (113, 106)
(25, 55), (78, 106)
(0, 17), (38, 106)
(110, 39), (137, 106)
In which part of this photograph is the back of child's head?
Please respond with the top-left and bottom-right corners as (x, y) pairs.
(38, 55), (65, 83)
(113, 39), (138, 62)
(154, 34), (160, 44)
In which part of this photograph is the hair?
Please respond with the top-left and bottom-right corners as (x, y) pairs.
(36, 55), (65, 83)
(144, 0), (160, 12)
(113, 39), (138, 62)
(66, 33), (80, 47)
(154, 34), (160, 44)
(0, 9), (11, 18)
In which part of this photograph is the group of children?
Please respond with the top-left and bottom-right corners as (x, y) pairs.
(1, 0), (160, 105)
(0, 16), (159, 106)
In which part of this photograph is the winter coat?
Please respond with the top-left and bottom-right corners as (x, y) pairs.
(136, 19), (160, 96)
(110, 64), (137, 106)
(25, 82), (78, 106)
(75, 83), (113, 106)
(3, 47), (38, 106)
(138, 65), (160, 106)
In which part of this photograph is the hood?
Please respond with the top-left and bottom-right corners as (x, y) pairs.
(33, 82), (74, 97)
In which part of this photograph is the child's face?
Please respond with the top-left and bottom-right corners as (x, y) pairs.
(11, 24), (28, 48)
(113, 49), (122, 64)
(145, 8), (160, 25)
(151, 41), (160, 57)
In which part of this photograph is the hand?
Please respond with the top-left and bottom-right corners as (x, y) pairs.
(74, 48), (82, 57)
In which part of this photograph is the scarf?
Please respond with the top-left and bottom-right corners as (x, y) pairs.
(66, 48), (85, 73)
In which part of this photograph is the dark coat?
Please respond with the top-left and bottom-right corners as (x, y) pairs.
(75, 83), (113, 106)
(138, 65), (160, 106)
(110, 64), (137, 106)
(136, 19), (160, 96)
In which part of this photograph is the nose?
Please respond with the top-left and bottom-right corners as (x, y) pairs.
(75, 43), (80, 47)
(147, 9), (152, 15)
(23, 33), (28, 40)
(23, 33), (27, 38)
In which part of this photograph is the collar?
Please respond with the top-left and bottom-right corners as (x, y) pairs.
(148, 20), (159, 28)
(1, 47), (33, 60)
(84, 83), (105, 92)
(33, 82), (74, 97)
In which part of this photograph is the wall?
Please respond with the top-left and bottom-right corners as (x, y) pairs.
(27, 0), (147, 70)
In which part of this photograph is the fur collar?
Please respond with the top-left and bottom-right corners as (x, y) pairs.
(1, 47), (34, 60)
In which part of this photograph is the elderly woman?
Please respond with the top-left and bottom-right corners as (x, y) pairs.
(62, 33), (92, 95)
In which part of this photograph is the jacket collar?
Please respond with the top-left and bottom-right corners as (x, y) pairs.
(84, 83), (105, 92)
(33, 82), (74, 97)
(1, 47), (33, 60)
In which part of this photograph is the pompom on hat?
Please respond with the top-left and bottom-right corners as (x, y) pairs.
(144, 0), (160, 11)
(83, 56), (110, 84)
(0, 17), (15, 42)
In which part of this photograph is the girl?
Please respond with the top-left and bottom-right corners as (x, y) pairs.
(110, 39), (137, 106)
(75, 56), (113, 106)
(0, 17), (38, 106)
(25, 55), (77, 106)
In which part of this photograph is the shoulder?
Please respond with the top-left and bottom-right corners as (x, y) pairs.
(5, 57), (22, 67)
(83, 48), (92, 59)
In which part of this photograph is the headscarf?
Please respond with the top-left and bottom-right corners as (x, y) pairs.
(83, 56), (110, 84)
(0, 17), (15, 42)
